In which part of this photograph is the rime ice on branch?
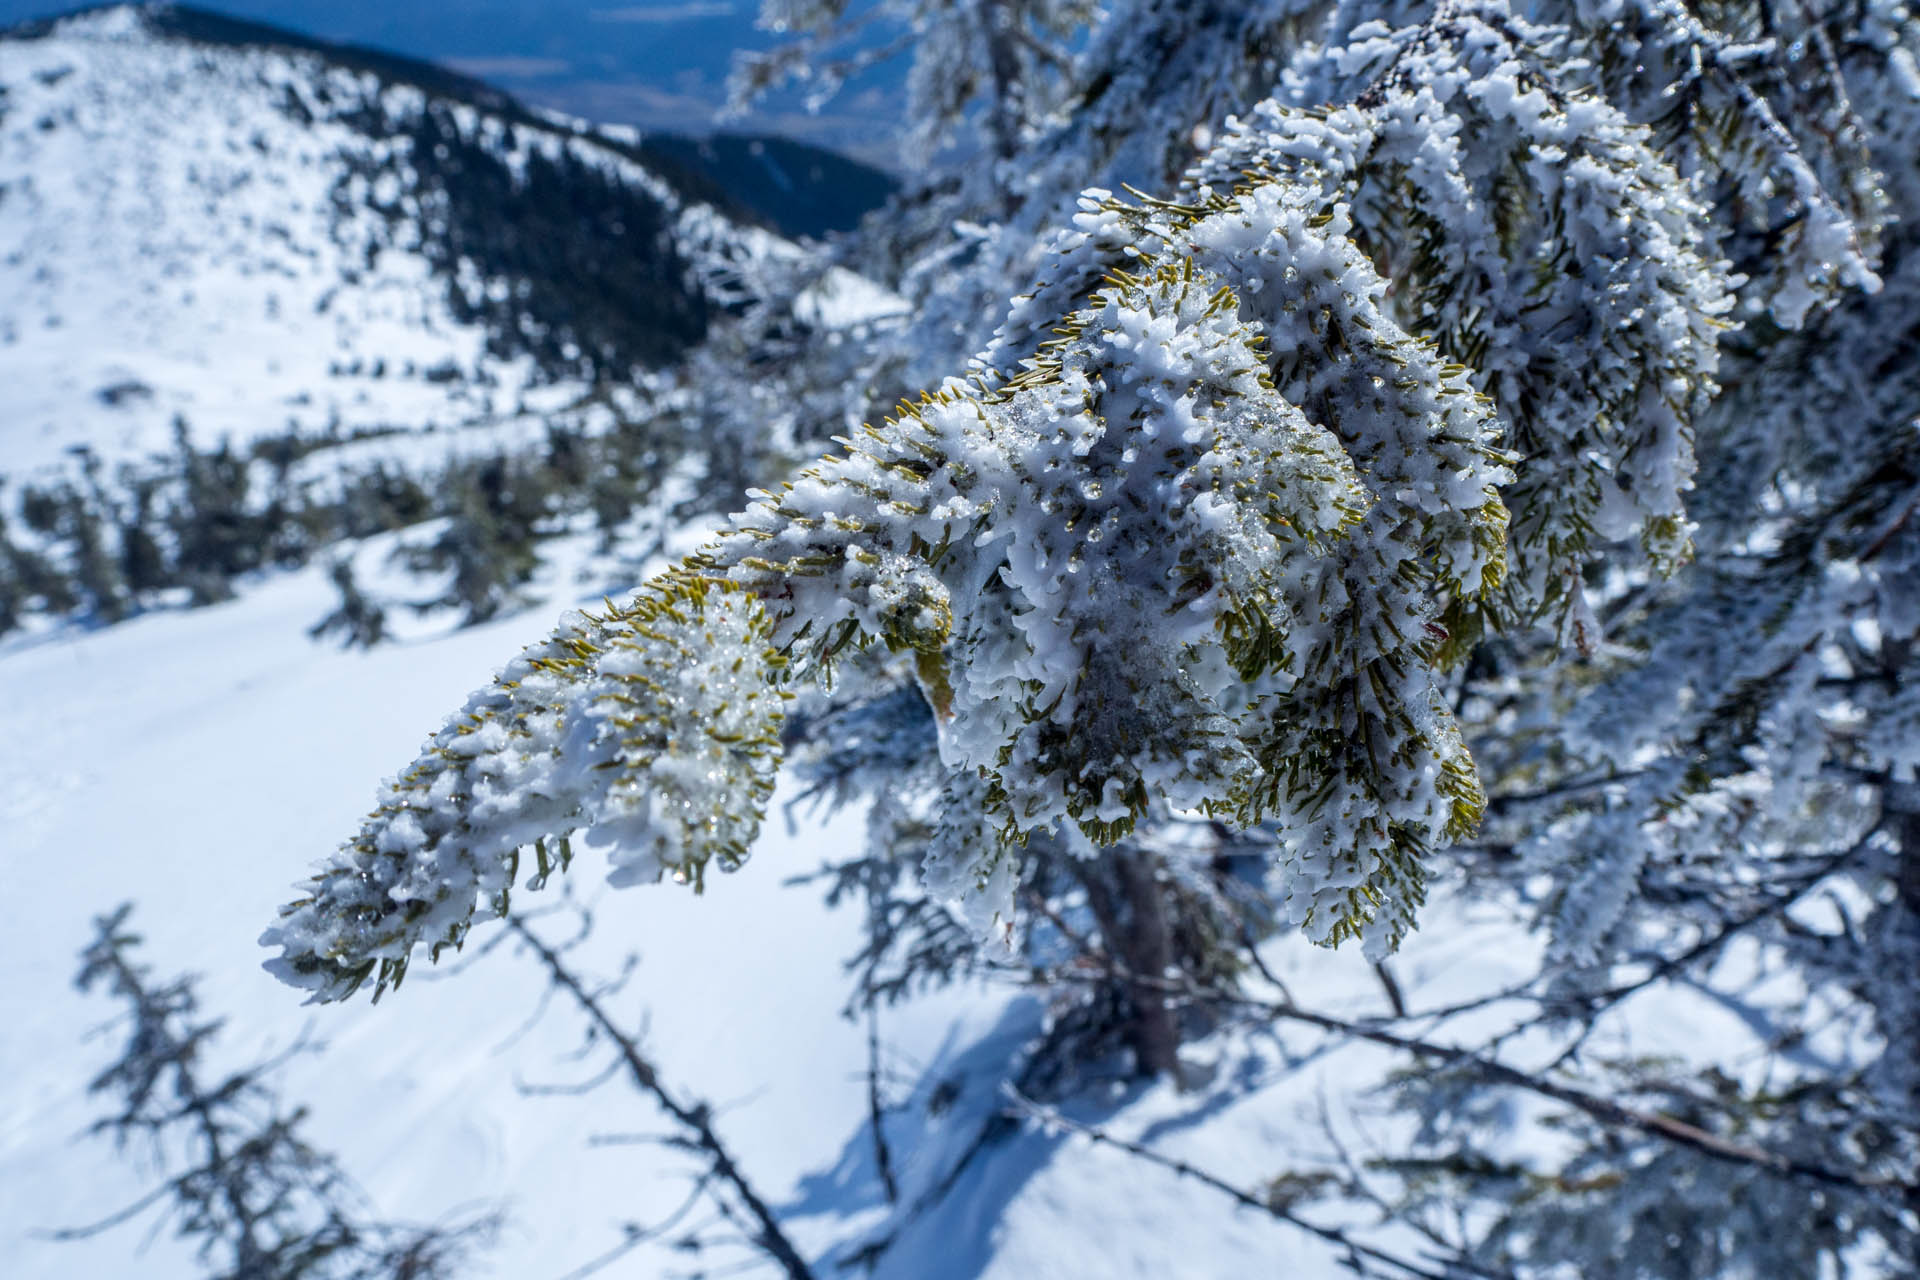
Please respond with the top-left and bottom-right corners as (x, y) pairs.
(269, 1), (1811, 999)
(265, 577), (789, 1000)
(265, 184), (1518, 998)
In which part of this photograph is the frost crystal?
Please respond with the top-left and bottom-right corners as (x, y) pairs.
(264, 577), (788, 1001)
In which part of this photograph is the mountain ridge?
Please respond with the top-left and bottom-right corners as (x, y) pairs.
(0, 2), (753, 475)
(0, 2), (903, 633)
(0, 2), (898, 237)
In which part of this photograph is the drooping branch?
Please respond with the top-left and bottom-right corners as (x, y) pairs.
(1238, 993), (1898, 1198)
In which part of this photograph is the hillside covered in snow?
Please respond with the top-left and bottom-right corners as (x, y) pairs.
(0, 3), (776, 477)
(0, 3), (901, 636)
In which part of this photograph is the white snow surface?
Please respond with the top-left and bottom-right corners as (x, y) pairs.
(0, 537), (1807, 1278)
(1, 10), (517, 475)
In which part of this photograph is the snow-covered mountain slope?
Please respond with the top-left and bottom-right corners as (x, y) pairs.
(0, 536), (1427, 1280)
(0, 3), (799, 479)
(0, 523), (1795, 1279)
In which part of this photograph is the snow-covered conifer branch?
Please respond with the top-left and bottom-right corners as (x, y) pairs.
(264, 575), (790, 1001)
(269, 1), (1907, 1002)
(265, 158), (1530, 997)
(1190, 7), (1736, 640)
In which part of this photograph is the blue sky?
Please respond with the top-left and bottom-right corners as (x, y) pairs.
(0, 2), (903, 157)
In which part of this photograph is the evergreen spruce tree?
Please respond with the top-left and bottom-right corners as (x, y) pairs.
(309, 558), (390, 650)
(18, 451), (140, 626)
(117, 470), (172, 604)
(0, 505), (28, 635)
(170, 417), (264, 606)
(263, 1), (1919, 1271)
(0, 482), (78, 632)
(402, 455), (549, 627)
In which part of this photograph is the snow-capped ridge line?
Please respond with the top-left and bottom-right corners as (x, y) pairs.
(0, 2), (798, 478)
(0, 1), (758, 222)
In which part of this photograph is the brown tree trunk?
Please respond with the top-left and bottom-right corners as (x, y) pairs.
(1074, 848), (1186, 1087)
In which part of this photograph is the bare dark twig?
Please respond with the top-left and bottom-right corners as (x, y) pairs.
(1237, 991), (1895, 1197)
(61, 904), (499, 1280)
(866, 1003), (901, 1205)
(504, 915), (817, 1280)
(1002, 1086), (1511, 1280)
